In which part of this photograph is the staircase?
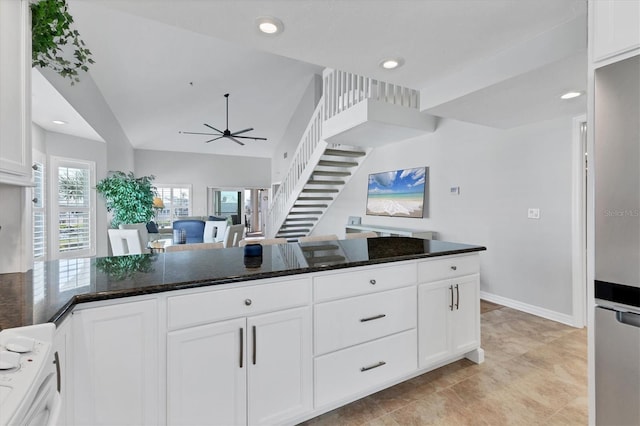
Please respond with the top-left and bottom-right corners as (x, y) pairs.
(267, 68), (427, 240)
(275, 146), (368, 240)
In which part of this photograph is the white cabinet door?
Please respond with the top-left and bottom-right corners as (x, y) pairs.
(592, 0), (640, 62)
(53, 316), (72, 426)
(418, 283), (451, 368)
(167, 318), (246, 426)
(72, 299), (159, 426)
(418, 275), (480, 368)
(451, 275), (480, 354)
(247, 307), (312, 426)
(0, 0), (31, 185)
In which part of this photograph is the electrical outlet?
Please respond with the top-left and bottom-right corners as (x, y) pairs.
(527, 208), (540, 219)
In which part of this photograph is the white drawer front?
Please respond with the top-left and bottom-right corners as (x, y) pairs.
(315, 286), (416, 355)
(314, 263), (416, 302)
(315, 329), (417, 408)
(418, 254), (479, 282)
(167, 278), (311, 329)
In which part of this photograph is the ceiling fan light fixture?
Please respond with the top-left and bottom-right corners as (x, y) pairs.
(256, 16), (284, 35)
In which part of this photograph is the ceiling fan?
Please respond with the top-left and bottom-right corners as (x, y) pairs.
(180, 93), (267, 146)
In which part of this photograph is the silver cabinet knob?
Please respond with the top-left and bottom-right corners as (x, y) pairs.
(450, 266), (457, 271)
(369, 279), (376, 285)
(244, 299), (252, 306)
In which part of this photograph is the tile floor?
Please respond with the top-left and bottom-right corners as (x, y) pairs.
(301, 300), (588, 425)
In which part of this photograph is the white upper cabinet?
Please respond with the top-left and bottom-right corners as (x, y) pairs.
(0, 0), (32, 185)
(591, 0), (640, 64)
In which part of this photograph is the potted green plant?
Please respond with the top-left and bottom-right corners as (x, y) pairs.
(31, 0), (94, 84)
(96, 171), (156, 228)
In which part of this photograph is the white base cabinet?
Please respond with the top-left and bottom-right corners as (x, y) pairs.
(72, 299), (159, 426)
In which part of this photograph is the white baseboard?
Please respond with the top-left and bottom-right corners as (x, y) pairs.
(480, 291), (581, 328)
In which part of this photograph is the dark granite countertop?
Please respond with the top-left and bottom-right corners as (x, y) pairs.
(0, 237), (485, 330)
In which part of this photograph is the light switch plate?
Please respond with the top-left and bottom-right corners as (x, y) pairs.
(528, 208), (540, 219)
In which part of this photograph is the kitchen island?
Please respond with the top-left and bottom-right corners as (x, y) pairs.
(0, 237), (485, 426)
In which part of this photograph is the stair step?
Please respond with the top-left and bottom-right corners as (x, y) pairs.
(293, 204), (328, 208)
(288, 210), (323, 215)
(317, 160), (359, 168)
(307, 179), (345, 185)
(300, 244), (340, 251)
(277, 234), (306, 239)
(297, 196), (334, 201)
(302, 188), (340, 193)
(285, 217), (318, 222)
(280, 223), (315, 228)
(277, 228), (310, 234)
(313, 170), (351, 177)
(324, 149), (367, 158)
(306, 255), (347, 265)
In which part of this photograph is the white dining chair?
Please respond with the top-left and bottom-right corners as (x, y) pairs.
(345, 231), (378, 239)
(204, 220), (228, 243)
(298, 234), (339, 243)
(118, 223), (151, 250)
(165, 242), (224, 252)
(224, 224), (245, 248)
(108, 229), (144, 256)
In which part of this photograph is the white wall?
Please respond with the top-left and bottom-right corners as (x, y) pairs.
(134, 149), (271, 217)
(314, 116), (575, 316)
(271, 74), (323, 183)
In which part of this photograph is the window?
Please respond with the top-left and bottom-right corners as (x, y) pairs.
(32, 155), (46, 260)
(155, 185), (192, 227)
(50, 156), (96, 259)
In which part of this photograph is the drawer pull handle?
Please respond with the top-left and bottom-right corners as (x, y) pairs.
(451, 265), (457, 271)
(369, 279), (377, 285)
(245, 299), (252, 306)
(360, 361), (386, 372)
(360, 314), (387, 322)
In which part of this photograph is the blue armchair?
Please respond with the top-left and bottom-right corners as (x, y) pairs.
(172, 220), (205, 244)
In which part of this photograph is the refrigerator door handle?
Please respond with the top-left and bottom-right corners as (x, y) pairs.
(616, 311), (640, 328)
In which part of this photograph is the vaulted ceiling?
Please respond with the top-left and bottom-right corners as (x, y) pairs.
(32, 0), (587, 158)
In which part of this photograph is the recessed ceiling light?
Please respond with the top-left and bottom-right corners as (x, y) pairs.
(256, 16), (284, 35)
(380, 58), (404, 70)
(52, 120), (67, 125)
(560, 91), (582, 100)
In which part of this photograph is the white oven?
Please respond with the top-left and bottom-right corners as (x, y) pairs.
(0, 323), (61, 426)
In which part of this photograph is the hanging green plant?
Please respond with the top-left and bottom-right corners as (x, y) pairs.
(31, 0), (94, 84)
(96, 171), (156, 228)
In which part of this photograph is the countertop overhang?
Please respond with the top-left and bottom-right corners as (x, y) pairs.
(0, 237), (485, 329)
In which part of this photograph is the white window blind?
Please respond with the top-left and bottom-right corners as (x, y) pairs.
(32, 159), (46, 260)
(50, 156), (96, 259)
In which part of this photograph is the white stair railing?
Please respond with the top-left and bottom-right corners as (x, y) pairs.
(322, 68), (420, 121)
(268, 100), (326, 237)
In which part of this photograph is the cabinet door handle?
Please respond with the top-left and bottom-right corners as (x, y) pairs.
(369, 279), (377, 285)
(455, 284), (460, 310)
(360, 314), (387, 322)
(239, 328), (244, 368)
(54, 351), (61, 393)
(360, 361), (386, 372)
(451, 265), (457, 271)
(449, 285), (454, 311)
(252, 325), (257, 365)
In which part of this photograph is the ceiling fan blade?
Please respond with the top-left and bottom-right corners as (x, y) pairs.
(205, 136), (224, 143)
(204, 123), (224, 133)
(180, 131), (218, 136)
(228, 136), (245, 146)
(230, 127), (253, 136)
(232, 135), (268, 141)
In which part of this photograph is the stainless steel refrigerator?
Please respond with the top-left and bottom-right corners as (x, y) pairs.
(594, 54), (640, 426)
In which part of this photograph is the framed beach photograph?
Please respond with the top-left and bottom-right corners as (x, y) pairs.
(366, 167), (428, 218)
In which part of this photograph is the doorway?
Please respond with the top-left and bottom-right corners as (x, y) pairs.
(572, 115), (588, 327)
